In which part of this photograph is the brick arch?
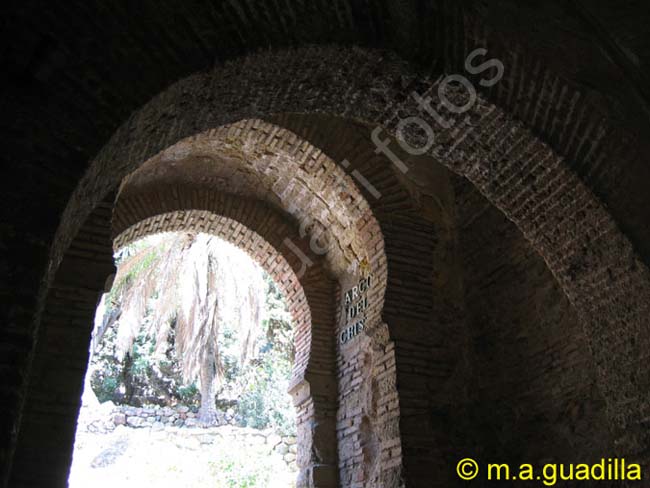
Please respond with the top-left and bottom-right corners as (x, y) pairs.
(114, 209), (324, 390)
(109, 121), (398, 487)
(112, 119), (388, 329)
(50, 46), (649, 447)
(112, 193), (348, 387)
(109, 117), (395, 376)
(114, 209), (338, 486)
(5, 4), (650, 486)
(21, 45), (650, 486)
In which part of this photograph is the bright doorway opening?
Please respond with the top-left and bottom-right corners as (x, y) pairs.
(68, 232), (297, 487)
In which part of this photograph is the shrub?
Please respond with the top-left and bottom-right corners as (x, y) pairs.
(90, 268), (296, 434)
(207, 445), (278, 487)
(236, 347), (295, 435)
(177, 383), (199, 404)
(93, 375), (119, 403)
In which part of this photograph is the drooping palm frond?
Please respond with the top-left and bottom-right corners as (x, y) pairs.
(111, 241), (164, 360)
(233, 252), (266, 367)
(175, 233), (222, 384)
(144, 233), (195, 357)
(106, 231), (267, 409)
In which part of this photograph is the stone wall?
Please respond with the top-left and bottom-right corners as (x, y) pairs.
(72, 402), (299, 477)
(111, 404), (237, 430)
(78, 403), (299, 470)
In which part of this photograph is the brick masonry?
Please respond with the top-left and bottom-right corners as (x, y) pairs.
(116, 210), (338, 487)
(2, 10), (650, 487)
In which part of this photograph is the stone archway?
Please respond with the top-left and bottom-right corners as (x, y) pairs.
(114, 209), (338, 487)
(12, 46), (650, 487)
(48, 46), (649, 453)
(11, 117), (399, 488)
(108, 120), (395, 487)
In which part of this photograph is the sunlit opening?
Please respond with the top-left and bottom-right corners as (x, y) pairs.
(68, 232), (297, 487)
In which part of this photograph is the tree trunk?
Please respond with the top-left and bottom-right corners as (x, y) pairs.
(197, 355), (218, 424)
(122, 352), (135, 404)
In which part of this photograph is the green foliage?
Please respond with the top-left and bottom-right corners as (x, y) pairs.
(177, 383), (199, 403)
(90, 313), (198, 406)
(108, 246), (159, 304)
(90, 320), (123, 402)
(218, 276), (296, 435)
(94, 375), (120, 403)
(236, 347), (295, 435)
(129, 333), (152, 378)
(207, 447), (278, 487)
(91, 236), (296, 434)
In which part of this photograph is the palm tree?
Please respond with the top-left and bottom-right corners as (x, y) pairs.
(103, 232), (266, 424)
